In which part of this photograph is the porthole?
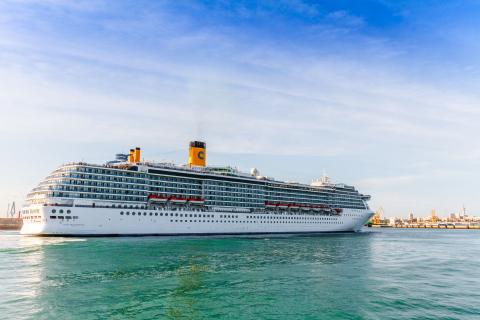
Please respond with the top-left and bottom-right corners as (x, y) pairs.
(52, 209), (56, 213)
(59, 210), (64, 214)
(120, 212), (124, 215)
(67, 210), (71, 214)
(126, 212), (130, 215)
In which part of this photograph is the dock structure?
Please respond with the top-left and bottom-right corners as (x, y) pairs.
(368, 206), (480, 230)
(392, 224), (480, 229)
(1, 202), (22, 230)
(369, 223), (480, 230)
(0, 218), (22, 230)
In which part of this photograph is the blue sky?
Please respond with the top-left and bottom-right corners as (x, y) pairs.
(1, 0), (480, 218)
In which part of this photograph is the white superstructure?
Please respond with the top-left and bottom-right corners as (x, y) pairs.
(20, 142), (374, 236)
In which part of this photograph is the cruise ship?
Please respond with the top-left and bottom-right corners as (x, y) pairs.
(20, 141), (374, 236)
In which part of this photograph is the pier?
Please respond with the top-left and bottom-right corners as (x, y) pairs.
(1, 202), (22, 230)
(368, 207), (480, 230)
(370, 223), (480, 229)
(0, 218), (22, 230)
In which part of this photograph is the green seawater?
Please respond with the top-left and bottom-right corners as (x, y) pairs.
(0, 229), (479, 319)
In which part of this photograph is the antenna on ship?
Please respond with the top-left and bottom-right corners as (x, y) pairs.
(321, 169), (330, 184)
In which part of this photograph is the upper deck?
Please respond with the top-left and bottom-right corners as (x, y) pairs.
(26, 159), (369, 211)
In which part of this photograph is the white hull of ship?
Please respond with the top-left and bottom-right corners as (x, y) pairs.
(20, 205), (374, 236)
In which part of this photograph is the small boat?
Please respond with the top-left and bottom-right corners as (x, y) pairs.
(147, 194), (168, 203)
(265, 201), (276, 208)
(170, 197), (188, 204)
(189, 198), (205, 205)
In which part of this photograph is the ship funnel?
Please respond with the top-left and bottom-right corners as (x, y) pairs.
(128, 149), (135, 163)
(134, 147), (141, 162)
(188, 141), (206, 167)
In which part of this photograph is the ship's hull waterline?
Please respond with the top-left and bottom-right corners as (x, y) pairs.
(20, 206), (374, 236)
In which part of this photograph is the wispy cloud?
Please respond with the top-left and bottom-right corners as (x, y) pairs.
(327, 10), (364, 28)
